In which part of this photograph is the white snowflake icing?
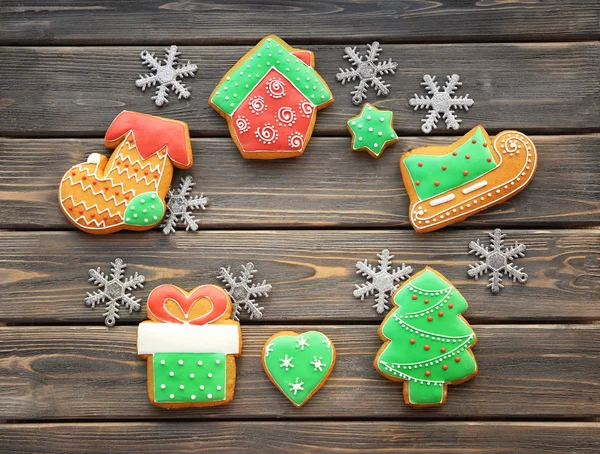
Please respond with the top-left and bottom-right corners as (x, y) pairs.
(280, 354), (294, 371)
(353, 249), (413, 314)
(265, 342), (275, 357)
(296, 335), (310, 350)
(321, 338), (331, 349)
(336, 41), (398, 105)
(468, 228), (528, 293)
(161, 176), (209, 235)
(289, 377), (304, 395)
(409, 74), (474, 133)
(135, 45), (197, 107)
(218, 262), (272, 320)
(85, 258), (145, 327)
(311, 356), (326, 372)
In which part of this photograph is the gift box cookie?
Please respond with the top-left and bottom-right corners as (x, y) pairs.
(137, 284), (241, 408)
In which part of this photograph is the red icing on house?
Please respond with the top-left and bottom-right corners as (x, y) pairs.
(104, 111), (193, 168)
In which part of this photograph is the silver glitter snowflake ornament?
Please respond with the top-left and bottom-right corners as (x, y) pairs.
(85, 258), (145, 327)
(468, 228), (528, 293)
(336, 41), (398, 105)
(218, 262), (272, 321)
(161, 176), (209, 235)
(353, 250), (413, 314)
(136, 45), (197, 106)
(409, 74), (474, 133)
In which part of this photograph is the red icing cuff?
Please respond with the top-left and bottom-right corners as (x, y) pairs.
(104, 111), (193, 168)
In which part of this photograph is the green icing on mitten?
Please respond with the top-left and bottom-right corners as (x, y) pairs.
(124, 192), (165, 227)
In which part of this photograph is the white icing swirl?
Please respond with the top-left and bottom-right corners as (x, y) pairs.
(276, 107), (297, 127)
(266, 78), (286, 98)
(235, 115), (250, 133)
(288, 132), (304, 149)
(298, 100), (314, 117)
(255, 123), (279, 144)
(249, 96), (267, 115)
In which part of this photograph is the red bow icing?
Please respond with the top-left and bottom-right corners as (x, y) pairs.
(104, 111), (193, 168)
(147, 284), (230, 325)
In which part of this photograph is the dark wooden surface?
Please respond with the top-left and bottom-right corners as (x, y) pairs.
(0, 1), (598, 453)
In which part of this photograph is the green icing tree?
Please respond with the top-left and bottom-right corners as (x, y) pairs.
(375, 267), (477, 406)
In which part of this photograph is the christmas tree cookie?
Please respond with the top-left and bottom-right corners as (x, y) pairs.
(400, 126), (537, 233)
(374, 267), (477, 407)
(59, 111), (193, 234)
(137, 284), (241, 408)
(209, 35), (334, 159)
(262, 331), (336, 407)
(347, 103), (398, 158)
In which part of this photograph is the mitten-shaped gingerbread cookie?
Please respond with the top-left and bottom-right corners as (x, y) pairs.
(137, 284), (241, 408)
(59, 111), (193, 234)
(210, 35), (334, 159)
(400, 126), (537, 232)
(374, 267), (477, 407)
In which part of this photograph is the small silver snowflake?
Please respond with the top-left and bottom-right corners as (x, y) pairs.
(409, 74), (474, 133)
(136, 45), (197, 106)
(161, 176), (209, 235)
(336, 41), (398, 105)
(218, 262), (272, 321)
(468, 228), (528, 293)
(85, 258), (145, 327)
(353, 250), (413, 314)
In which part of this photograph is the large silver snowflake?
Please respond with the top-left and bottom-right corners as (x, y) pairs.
(353, 250), (413, 314)
(468, 229), (528, 293)
(85, 258), (145, 327)
(218, 262), (272, 321)
(336, 41), (398, 105)
(161, 176), (209, 235)
(136, 45), (197, 106)
(409, 74), (474, 133)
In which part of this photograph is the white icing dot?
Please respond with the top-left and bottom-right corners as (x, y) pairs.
(169, 372), (174, 377)
(133, 213), (138, 218)
(200, 385), (205, 390)
(169, 394), (175, 399)
(140, 199), (145, 203)
(374, 143), (378, 147)
(208, 394), (213, 399)
(198, 361), (203, 366)
(378, 132), (383, 136)
(191, 395), (196, 400)
(208, 373), (213, 378)
(178, 360), (184, 365)
(217, 386), (222, 391)
(151, 194), (156, 199)
(160, 384), (166, 389)
(216, 359), (221, 365)
(180, 384), (185, 390)
(190, 373), (195, 379)
(160, 360), (165, 365)
(143, 219), (148, 223)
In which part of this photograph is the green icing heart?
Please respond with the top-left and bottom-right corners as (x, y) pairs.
(263, 331), (335, 407)
(124, 192), (165, 227)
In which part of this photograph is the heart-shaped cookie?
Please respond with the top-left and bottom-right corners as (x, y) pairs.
(262, 331), (336, 407)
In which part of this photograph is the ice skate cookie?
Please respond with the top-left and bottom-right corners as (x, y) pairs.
(400, 126), (537, 233)
(59, 111), (193, 234)
(262, 331), (335, 407)
(209, 35), (334, 159)
(374, 267), (478, 407)
(137, 284), (241, 408)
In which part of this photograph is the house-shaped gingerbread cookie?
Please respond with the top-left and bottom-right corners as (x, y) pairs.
(210, 35), (334, 159)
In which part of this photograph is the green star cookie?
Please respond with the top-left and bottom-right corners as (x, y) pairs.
(347, 103), (398, 158)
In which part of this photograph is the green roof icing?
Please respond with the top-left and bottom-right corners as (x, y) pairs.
(211, 37), (333, 116)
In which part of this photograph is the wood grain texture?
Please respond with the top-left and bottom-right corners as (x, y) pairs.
(1, 43), (599, 137)
(1, 1), (598, 45)
(1, 136), (599, 229)
(1, 422), (599, 453)
(0, 230), (597, 324)
(0, 325), (597, 420)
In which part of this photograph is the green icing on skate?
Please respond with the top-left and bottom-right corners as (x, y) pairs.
(153, 353), (227, 403)
(403, 127), (497, 201)
(348, 103), (398, 157)
(263, 331), (334, 407)
(211, 37), (332, 116)
(376, 268), (477, 405)
(124, 192), (164, 227)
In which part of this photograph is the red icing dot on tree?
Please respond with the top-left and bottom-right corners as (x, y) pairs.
(452, 151), (457, 156)
(424, 344), (430, 351)
(463, 170), (469, 176)
(487, 157), (492, 162)
(424, 299), (429, 304)
(410, 338), (416, 344)
(465, 154), (470, 159)
(455, 356), (461, 363)
(448, 304), (454, 309)
(440, 347), (446, 353)
(425, 370), (431, 377)
(483, 142), (488, 147)
(416, 180), (421, 186)
(427, 316), (433, 322)
(434, 181), (440, 186)
(90, 213), (95, 218)
(92, 181), (97, 185)
(442, 165), (447, 170)
(418, 162), (423, 167)
(412, 294), (418, 300)
(442, 364), (448, 370)
(68, 206), (73, 211)
(103, 215), (108, 221)
(438, 311), (444, 317)
(471, 139), (476, 144)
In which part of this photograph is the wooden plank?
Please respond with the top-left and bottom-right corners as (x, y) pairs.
(1, 43), (599, 137)
(0, 1), (598, 45)
(0, 230), (597, 323)
(1, 422), (598, 453)
(1, 136), (598, 229)
(0, 325), (597, 420)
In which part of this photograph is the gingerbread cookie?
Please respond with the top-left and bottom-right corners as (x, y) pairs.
(262, 331), (335, 407)
(209, 35), (334, 159)
(137, 284), (241, 408)
(59, 111), (193, 234)
(400, 126), (537, 233)
(374, 267), (478, 407)
(347, 103), (398, 158)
